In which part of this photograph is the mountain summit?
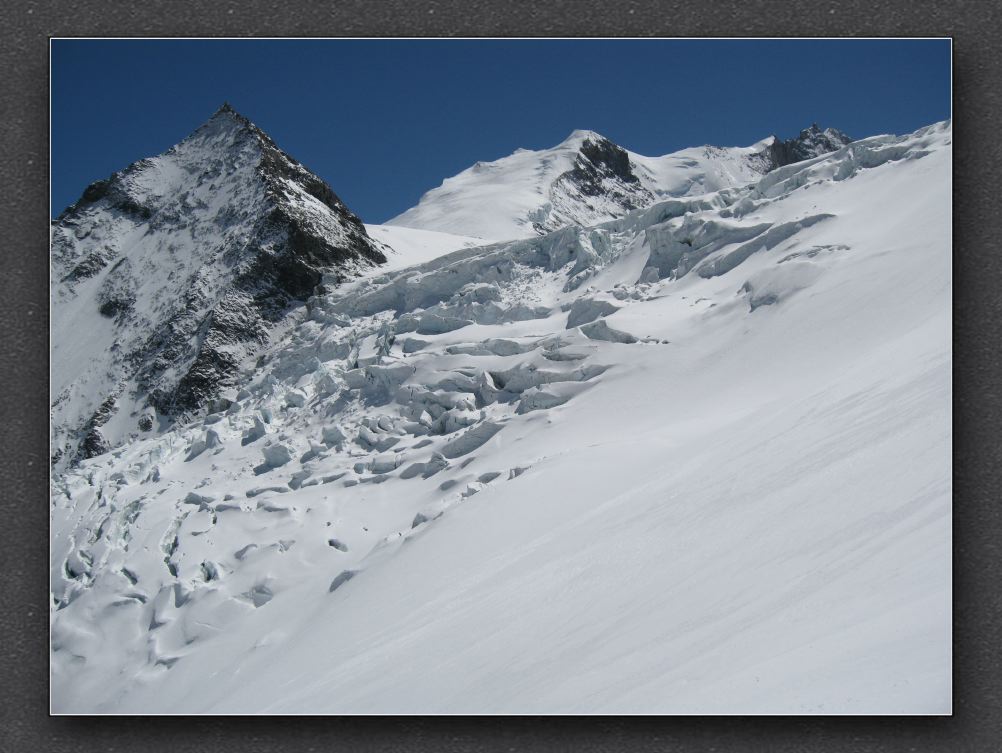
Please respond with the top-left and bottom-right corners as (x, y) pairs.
(51, 105), (385, 468)
(388, 125), (853, 241)
(762, 124), (853, 169)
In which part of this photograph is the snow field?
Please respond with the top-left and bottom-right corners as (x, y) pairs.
(51, 121), (951, 713)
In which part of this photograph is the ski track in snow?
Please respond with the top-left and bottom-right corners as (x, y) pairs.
(50, 120), (952, 714)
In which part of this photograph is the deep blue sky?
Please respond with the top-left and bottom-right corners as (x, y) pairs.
(51, 39), (951, 223)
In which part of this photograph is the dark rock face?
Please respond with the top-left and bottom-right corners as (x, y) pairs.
(570, 137), (642, 196)
(51, 104), (387, 467)
(77, 395), (117, 461)
(762, 124), (852, 170)
(79, 429), (112, 459)
(58, 162), (157, 223)
(58, 249), (111, 283)
(534, 136), (654, 234)
(96, 258), (137, 319)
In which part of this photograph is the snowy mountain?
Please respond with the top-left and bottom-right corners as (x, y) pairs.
(386, 125), (852, 241)
(50, 104), (386, 470)
(50, 117), (950, 714)
(764, 123), (854, 167)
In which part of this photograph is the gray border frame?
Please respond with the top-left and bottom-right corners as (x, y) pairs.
(4, 1), (999, 750)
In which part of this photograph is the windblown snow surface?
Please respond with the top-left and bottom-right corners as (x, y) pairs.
(51, 121), (951, 714)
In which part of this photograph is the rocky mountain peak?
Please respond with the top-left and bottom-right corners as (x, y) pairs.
(576, 135), (640, 187)
(171, 103), (263, 156)
(762, 123), (853, 170)
(556, 130), (638, 184)
(214, 100), (239, 116)
(533, 133), (651, 234)
(50, 107), (386, 469)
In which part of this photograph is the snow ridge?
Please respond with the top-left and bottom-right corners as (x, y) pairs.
(388, 125), (853, 242)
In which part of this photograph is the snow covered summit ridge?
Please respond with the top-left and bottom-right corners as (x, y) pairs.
(387, 124), (853, 241)
(50, 104), (386, 470)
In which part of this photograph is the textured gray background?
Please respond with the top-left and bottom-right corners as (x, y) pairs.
(3, 1), (999, 750)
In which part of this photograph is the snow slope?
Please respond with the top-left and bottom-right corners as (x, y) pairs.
(50, 121), (950, 714)
(387, 126), (850, 242)
(364, 224), (485, 271)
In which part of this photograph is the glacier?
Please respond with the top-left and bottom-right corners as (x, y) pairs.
(50, 112), (951, 714)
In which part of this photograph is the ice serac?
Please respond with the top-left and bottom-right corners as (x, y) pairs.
(50, 104), (386, 468)
(387, 125), (852, 242)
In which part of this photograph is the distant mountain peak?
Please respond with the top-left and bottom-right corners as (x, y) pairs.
(762, 123), (853, 169)
(389, 121), (857, 242)
(180, 103), (269, 150)
(208, 101), (257, 126)
(389, 128), (814, 241)
(50, 109), (386, 468)
(198, 102), (250, 132)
